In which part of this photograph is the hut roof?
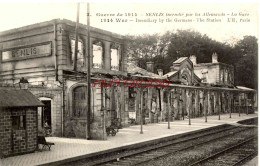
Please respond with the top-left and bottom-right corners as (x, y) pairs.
(0, 89), (44, 108)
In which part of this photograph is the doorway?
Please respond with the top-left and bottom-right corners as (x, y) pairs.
(41, 100), (51, 128)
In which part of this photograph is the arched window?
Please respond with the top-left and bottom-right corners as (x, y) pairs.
(73, 86), (87, 117)
(70, 38), (84, 68)
(111, 44), (120, 71)
(181, 72), (191, 85)
(92, 41), (103, 69)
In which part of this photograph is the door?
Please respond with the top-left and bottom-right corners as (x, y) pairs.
(41, 100), (51, 128)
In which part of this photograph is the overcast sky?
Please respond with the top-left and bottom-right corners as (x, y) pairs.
(0, 2), (258, 44)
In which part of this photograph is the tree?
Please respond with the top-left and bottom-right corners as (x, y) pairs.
(126, 31), (257, 89)
(126, 33), (159, 69)
(235, 36), (258, 56)
(234, 36), (258, 89)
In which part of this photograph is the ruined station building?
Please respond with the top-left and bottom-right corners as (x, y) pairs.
(0, 19), (257, 140)
(0, 19), (129, 140)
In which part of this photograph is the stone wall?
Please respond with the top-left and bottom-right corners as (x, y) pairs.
(31, 88), (63, 136)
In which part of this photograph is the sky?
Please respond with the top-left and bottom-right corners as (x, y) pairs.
(0, 1), (258, 44)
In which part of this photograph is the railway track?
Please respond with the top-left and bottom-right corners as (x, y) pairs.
(189, 137), (257, 166)
(60, 124), (234, 166)
(62, 125), (256, 166)
(58, 120), (257, 166)
(100, 126), (256, 166)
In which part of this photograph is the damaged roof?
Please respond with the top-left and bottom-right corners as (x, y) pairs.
(162, 71), (178, 78)
(0, 89), (44, 108)
(126, 63), (162, 79)
(173, 57), (188, 64)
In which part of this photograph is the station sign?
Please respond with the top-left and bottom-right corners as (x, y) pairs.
(1, 42), (51, 61)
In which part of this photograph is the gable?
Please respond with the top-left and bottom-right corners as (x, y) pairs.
(165, 57), (200, 85)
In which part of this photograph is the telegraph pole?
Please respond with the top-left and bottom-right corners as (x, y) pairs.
(87, 2), (91, 140)
(73, 3), (80, 71)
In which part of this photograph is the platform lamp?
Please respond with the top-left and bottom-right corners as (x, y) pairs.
(19, 77), (29, 90)
(129, 87), (137, 98)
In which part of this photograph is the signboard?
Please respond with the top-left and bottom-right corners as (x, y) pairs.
(2, 42), (51, 61)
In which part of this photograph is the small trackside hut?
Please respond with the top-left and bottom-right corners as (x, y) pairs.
(0, 89), (44, 157)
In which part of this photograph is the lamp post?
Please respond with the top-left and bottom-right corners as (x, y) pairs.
(19, 77), (29, 90)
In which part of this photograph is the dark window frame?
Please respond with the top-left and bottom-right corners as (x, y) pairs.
(12, 115), (26, 130)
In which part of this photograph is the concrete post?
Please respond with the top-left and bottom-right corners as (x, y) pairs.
(194, 90), (198, 118)
(208, 91), (212, 115)
(140, 88), (143, 134)
(213, 91), (217, 115)
(245, 93), (248, 115)
(135, 88), (140, 124)
(160, 88), (165, 121)
(204, 90), (208, 123)
(182, 89), (186, 120)
(148, 88), (153, 123)
(123, 87), (129, 127)
(173, 89), (179, 120)
(188, 90), (191, 125)
(167, 91), (170, 129)
(228, 92), (232, 118)
(218, 92), (221, 120)
(238, 93), (241, 116)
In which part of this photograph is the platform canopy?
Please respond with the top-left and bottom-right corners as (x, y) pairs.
(0, 89), (44, 108)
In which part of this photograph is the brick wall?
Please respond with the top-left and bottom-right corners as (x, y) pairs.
(0, 108), (12, 156)
(0, 107), (37, 156)
(26, 108), (37, 152)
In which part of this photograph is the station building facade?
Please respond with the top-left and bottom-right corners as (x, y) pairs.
(0, 19), (257, 140)
(0, 19), (130, 140)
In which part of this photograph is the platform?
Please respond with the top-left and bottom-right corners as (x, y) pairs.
(0, 113), (257, 166)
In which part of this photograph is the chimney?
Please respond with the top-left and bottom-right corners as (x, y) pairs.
(189, 55), (197, 65)
(212, 52), (218, 63)
(146, 61), (154, 73)
(157, 69), (163, 76)
(170, 66), (175, 72)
